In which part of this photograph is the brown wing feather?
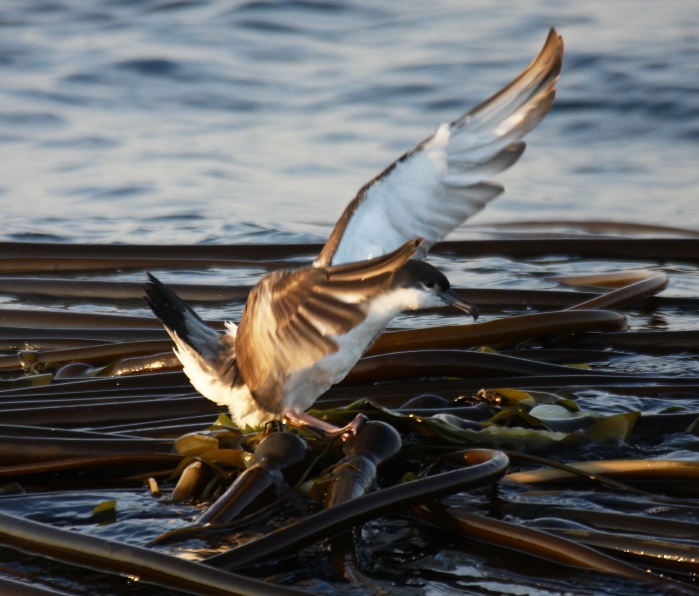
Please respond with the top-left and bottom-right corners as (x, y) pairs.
(236, 239), (419, 411)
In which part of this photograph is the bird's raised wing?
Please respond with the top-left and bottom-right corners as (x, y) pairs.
(315, 28), (563, 267)
(236, 240), (420, 412)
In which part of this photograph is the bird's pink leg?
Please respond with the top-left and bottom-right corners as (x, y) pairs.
(284, 410), (367, 441)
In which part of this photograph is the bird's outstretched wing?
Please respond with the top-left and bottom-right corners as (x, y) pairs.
(315, 28), (563, 267)
(236, 239), (420, 412)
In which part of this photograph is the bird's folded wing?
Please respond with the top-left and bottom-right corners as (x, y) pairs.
(236, 240), (418, 410)
(316, 28), (563, 267)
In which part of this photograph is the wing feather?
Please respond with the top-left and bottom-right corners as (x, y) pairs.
(236, 240), (418, 411)
(316, 29), (563, 266)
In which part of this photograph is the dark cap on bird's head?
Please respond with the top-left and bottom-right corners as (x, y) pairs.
(391, 259), (478, 320)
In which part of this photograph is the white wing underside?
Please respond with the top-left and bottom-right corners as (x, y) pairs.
(330, 128), (515, 264)
(316, 29), (563, 267)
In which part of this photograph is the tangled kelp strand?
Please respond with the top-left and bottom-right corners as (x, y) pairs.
(0, 394), (216, 428)
(325, 376), (699, 405)
(0, 432), (172, 465)
(0, 241), (318, 261)
(505, 458), (699, 490)
(0, 340), (174, 372)
(502, 451), (663, 499)
(471, 219), (699, 237)
(0, 454), (183, 486)
(0, 326), (168, 347)
(0, 277), (250, 302)
(579, 330), (699, 351)
(503, 505), (699, 540)
(552, 269), (665, 288)
(412, 503), (697, 594)
(2, 278), (696, 315)
(4, 234), (699, 265)
(530, 521), (699, 576)
(0, 256), (283, 275)
(345, 349), (612, 385)
(205, 449), (509, 571)
(368, 309), (626, 355)
(99, 414), (224, 437)
(0, 309), (165, 330)
(311, 420), (402, 507)
(0, 373), (189, 396)
(0, 574), (74, 595)
(195, 432), (312, 527)
(566, 272), (668, 311)
(440, 237), (699, 263)
(0, 511), (308, 596)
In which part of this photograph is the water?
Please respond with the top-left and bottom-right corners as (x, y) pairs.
(1, 0), (697, 245)
(1, 2), (699, 594)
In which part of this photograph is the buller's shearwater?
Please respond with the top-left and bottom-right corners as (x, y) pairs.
(144, 29), (563, 435)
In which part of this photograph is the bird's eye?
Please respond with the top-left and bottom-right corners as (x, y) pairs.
(425, 281), (435, 288)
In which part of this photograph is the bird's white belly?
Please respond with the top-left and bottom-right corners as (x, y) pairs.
(280, 313), (390, 413)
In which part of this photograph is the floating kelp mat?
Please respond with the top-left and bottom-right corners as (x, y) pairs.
(0, 228), (699, 595)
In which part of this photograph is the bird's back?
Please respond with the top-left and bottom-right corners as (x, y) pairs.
(235, 240), (421, 415)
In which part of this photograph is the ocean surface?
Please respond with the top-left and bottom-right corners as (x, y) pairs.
(1, 0), (698, 247)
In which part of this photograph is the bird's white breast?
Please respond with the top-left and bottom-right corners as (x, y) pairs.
(278, 287), (424, 413)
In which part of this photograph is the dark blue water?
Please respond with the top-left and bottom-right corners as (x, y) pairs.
(1, 0), (698, 245)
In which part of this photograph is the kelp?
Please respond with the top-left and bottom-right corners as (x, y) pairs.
(310, 420), (402, 507)
(0, 511), (309, 596)
(0, 574), (74, 595)
(565, 272), (668, 311)
(505, 458), (699, 489)
(368, 309), (626, 355)
(411, 503), (696, 594)
(3, 234), (699, 267)
(0, 454), (182, 483)
(308, 399), (641, 451)
(195, 432), (312, 526)
(501, 505), (699, 540)
(532, 522), (699, 576)
(0, 340), (174, 372)
(0, 277), (251, 302)
(0, 230), (698, 593)
(0, 432), (172, 465)
(439, 237), (699, 263)
(205, 449), (509, 571)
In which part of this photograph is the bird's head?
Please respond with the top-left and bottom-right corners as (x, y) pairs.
(391, 260), (478, 320)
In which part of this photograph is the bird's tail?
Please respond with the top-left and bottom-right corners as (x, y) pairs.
(144, 273), (241, 413)
(143, 273), (233, 361)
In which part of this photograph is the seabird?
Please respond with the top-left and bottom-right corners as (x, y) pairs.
(144, 29), (563, 434)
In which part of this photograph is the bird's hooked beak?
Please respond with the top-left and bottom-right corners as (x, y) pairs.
(440, 290), (479, 320)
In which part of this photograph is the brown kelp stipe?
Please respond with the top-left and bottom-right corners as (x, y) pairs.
(205, 449), (509, 571)
(2, 231), (699, 272)
(412, 504), (696, 595)
(0, 511), (307, 596)
(194, 432), (312, 526)
(505, 457), (699, 492)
